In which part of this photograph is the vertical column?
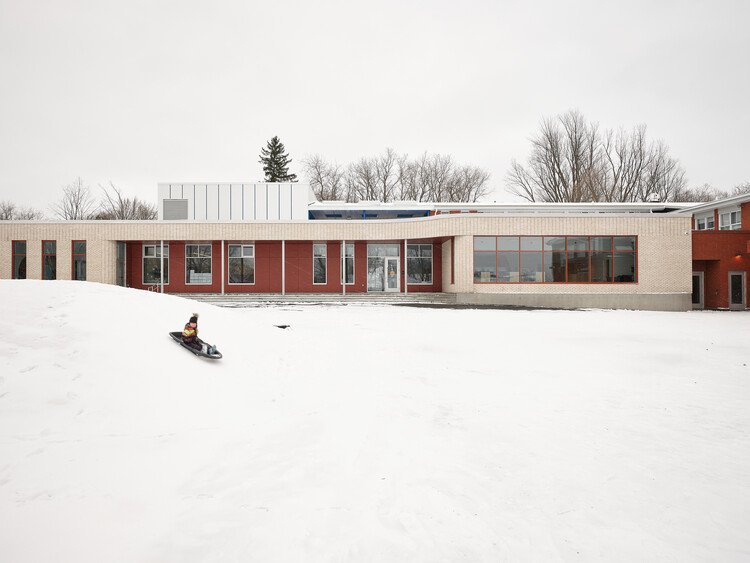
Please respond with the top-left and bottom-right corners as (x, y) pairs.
(281, 240), (285, 295)
(404, 239), (408, 294)
(160, 240), (164, 293)
(221, 240), (225, 295)
(342, 240), (346, 296)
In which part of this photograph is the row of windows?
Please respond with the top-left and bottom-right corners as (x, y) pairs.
(142, 242), (435, 286)
(696, 210), (742, 231)
(11, 241), (86, 281)
(473, 236), (637, 283)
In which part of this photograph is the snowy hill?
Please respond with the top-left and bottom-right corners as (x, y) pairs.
(1, 281), (749, 562)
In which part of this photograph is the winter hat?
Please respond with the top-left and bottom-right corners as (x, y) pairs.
(189, 313), (199, 323)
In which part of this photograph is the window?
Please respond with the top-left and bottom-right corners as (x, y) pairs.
(185, 244), (212, 284)
(72, 241), (86, 281)
(142, 244), (169, 285)
(313, 243), (327, 284)
(42, 241), (56, 280)
(228, 244), (255, 284)
(341, 243), (354, 285)
(473, 236), (637, 284)
(407, 244), (432, 284)
(695, 214), (715, 231)
(719, 210), (741, 230)
(12, 241), (26, 279)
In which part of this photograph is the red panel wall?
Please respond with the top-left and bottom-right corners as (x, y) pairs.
(125, 239), (443, 294)
(692, 230), (750, 308)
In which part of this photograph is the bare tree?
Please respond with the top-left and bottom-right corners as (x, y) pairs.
(732, 181), (750, 196)
(302, 154), (347, 201)
(506, 110), (688, 202)
(0, 200), (45, 220)
(346, 157), (380, 202)
(96, 182), (157, 220)
(305, 149), (492, 203)
(51, 177), (97, 219)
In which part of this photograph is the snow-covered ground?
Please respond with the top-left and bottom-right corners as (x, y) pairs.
(0, 281), (748, 562)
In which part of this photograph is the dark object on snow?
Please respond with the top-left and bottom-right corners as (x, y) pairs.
(169, 332), (222, 359)
(274, 325), (291, 330)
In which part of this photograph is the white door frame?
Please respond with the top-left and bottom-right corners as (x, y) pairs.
(385, 256), (400, 292)
(728, 271), (746, 310)
(691, 271), (704, 309)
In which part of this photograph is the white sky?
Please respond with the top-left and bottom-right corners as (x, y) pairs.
(1, 0), (748, 210)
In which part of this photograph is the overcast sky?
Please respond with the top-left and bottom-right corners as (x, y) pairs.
(1, 0), (748, 210)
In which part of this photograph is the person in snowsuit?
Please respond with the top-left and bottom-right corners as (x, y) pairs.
(182, 313), (206, 353)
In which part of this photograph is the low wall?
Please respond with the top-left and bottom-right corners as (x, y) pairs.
(454, 292), (691, 311)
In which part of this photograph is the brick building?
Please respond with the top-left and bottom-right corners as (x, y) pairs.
(0, 182), (702, 311)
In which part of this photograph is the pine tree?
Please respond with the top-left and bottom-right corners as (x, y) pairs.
(258, 136), (298, 182)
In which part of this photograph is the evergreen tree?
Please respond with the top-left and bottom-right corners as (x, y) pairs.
(259, 136), (298, 182)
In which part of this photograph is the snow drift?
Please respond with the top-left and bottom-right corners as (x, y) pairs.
(0, 281), (748, 562)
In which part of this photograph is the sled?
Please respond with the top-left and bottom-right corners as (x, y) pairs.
(169, 332), (223, 359)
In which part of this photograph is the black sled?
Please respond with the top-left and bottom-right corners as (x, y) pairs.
(169, 332), (223, 359)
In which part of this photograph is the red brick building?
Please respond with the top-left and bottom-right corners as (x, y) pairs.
(685, 194), (750, 309)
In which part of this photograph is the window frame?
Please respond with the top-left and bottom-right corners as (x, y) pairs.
(142, 243), (169, 286)
(473, 236), (638, 284)
(406, 243), (433, 285)
(313, 242), (327, 285)
(340, 243), (355, 285)
(227, 243), (256, 285)
(42, 240), (57, 280)
(184, 243), (213, 285)
(695, 213), (715, 231)
(12, 240), (26, 280)
(72, 240), (86, 281)
(719, 209), (741, 230)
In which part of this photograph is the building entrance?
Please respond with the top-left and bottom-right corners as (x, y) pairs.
(367, 244), (401, 292)
(729, 271), (746, 310)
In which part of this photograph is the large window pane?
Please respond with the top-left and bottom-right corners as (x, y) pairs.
(567, 237), (589, 251)
(498, 252), (519, 282)
(228, 244), (254, 284)
(341, 243), (355, 284)
(614, 237), (636, 251)
(72, 241), (86, 281)
(591, 253), (613, 282)
(520, 252), (543, 282)
(13, 256), (26, 279)
(73, 256), (86, 281)
(614, 252), (636, 282)
(367, 257), (385, 290)
(186, 244), (212, 284)
(474, 237), (495, 251)
(12, 241), (26, 279)
(43, 256), (56, 280)
(407, 244), (432, 284)
(497, 236), (520, 251)
(42, 241), (56, 280)
(314, 243), (327, 284)
(567, 252), (590, 282)
(143, 244), (169, 284)
(473, 252), (496, 282)
(543, 252), (566, 282)
(544, 237), (566, 251)
(520, 237), (542, 251)
(591, 237), (612, 251)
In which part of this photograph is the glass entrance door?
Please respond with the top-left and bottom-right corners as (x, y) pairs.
(729, 272), (745, 310)
(385, 257), (400, 292)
